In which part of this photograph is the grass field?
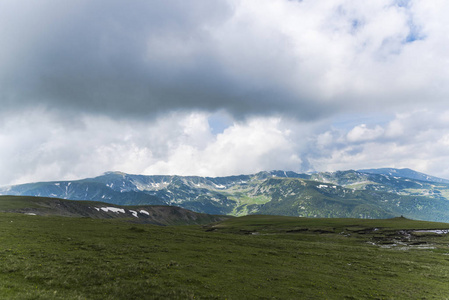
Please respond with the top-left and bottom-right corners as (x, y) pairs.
(2, 213), (449, 299)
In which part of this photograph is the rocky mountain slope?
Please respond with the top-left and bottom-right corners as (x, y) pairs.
(0, 195), (229, 225)
(2, 169), (449, 222)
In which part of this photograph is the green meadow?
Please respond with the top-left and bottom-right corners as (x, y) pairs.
(2, 213), (449, 299)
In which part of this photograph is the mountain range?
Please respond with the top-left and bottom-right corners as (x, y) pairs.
(2, 168), (449, 222)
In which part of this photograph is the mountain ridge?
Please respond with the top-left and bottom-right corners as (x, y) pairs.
(358, 168), (449, 184)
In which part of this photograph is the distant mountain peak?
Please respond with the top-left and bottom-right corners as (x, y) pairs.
(357, 168), (449, 184)
(104, 171), (127, 176)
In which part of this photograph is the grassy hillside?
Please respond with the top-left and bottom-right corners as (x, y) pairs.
(2, 213), (449, 299)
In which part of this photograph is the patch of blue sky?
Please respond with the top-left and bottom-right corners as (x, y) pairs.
(395, 0), (410, 8)
(207, 111), (234, 135)
(400, 4), (426, 44)
(351, 19), (362, 31)
(404, 24), (425, 43)
(349, 19), (363, 35)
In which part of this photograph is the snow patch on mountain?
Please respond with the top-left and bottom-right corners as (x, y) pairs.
(140, 210), (149, 215)
(100, 207), (125, 213)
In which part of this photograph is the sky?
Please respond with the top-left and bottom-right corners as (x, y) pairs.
(2, 0), (449, 186)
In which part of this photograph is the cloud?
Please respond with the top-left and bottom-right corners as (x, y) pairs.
(309, 110), (449, 179)
(144, 117), (305, 176)
(347, 124), (384, 142)
(2, 0), (449, 121)
(2, 1), (449, 185)
(3, 108), (449, 186)
(0, 110), (310, 185)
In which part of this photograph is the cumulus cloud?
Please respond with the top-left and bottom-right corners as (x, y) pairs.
(309, 110), (449, 179)
(0, 110), (312, 185)
(3, 108), (449, 186)
(347, 124), (384, 143)
(144, 117), (305, 176)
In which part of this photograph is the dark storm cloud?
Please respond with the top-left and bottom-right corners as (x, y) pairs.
(3, 0), (443, 123)
(0, 0), (333, 121)
(0, 1), (221, 109)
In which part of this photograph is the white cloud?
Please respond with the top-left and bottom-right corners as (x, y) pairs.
(144, 117), (304, 176)
(3, 108), (449, 186)
(309, 110), (449, 179)
(347, 124), (384, 142)
(0, 111), (309, 185)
